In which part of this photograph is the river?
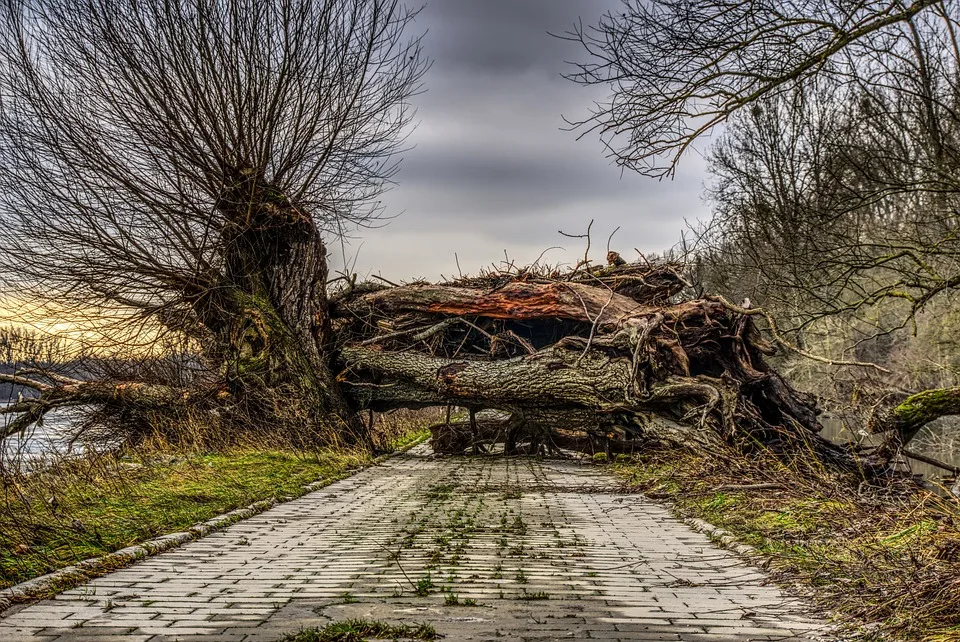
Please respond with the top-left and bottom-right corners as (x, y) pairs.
(820, 414), (960, 491)
(1, 407), (88, 471)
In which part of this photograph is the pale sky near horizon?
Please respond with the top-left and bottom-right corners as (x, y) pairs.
(328, 0), (712, 282)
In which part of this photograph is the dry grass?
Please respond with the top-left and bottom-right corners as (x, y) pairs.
(614, 445), (960, 642)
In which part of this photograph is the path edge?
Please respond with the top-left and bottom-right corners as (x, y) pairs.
(682, 517), (759, 558)
(0, 435), (430, 614)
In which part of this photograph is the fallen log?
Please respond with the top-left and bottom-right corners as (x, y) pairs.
(0, 372), (192, 438)
(0, 256), (897, 475)
(332, 259), (885, 473)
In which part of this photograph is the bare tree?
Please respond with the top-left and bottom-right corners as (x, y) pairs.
(565, 0), (960, 447)
(0, 0), (427, 443)
(563, 0), (945, 175)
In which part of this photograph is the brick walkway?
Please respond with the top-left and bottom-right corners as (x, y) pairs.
(0, 446), (836, 641)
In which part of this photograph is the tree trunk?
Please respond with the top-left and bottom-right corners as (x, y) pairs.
(870, 386), (960, 448)
(202, 173), (365, 443)
(331, 262), (886, 474)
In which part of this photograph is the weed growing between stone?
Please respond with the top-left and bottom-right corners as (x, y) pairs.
(442, 592), (478, 606)
(414, 573), (435, 596)
(613, 444), (960, 642)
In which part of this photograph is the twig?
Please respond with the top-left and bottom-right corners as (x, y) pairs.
(493, 329), (536, 355)
(531, 246), (562, 271)
(606, 225), (621, 253)
(713, 483), (783, 492)
(634, 249), (653, 268)
(374, 540), (416, 591)
(371, 273), (401, 287)
(358, 319), (457, 346)
(578, 290), (615, 365)
(902, 448), (960, 475)
(559, 219), (594, 268)
(455, 318), (494, 340)
(707, 295), (890, 373)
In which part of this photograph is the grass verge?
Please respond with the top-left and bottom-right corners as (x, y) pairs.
(282, 619), (439, 641)
(1, 426), (430, 592)
(614, 445), (960, 642)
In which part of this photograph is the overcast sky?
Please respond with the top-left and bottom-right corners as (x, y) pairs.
(330, 0), (711, 281)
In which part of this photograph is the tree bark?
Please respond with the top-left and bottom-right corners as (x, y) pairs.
(331, 263), (884, 473)
(870, 386), (960, 447)
(192, 173), (364, 442)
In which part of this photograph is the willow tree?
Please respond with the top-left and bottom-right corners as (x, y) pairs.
(0, 0), (427, 443)
(563, 0), (960, 451)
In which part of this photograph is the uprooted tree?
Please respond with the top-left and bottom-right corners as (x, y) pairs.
(326, 257), (908, 469)
(0, 0), (955, 475)
(1, 243), (931, 476)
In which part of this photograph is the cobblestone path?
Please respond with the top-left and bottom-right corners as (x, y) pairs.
(0, 446), (835, 641)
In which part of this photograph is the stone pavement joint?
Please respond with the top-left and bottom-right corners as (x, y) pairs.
(0, 446), (838, 641)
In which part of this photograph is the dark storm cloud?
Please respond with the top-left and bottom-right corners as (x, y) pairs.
(332, 0), (711, 279)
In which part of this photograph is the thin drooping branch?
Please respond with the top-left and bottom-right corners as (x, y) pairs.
(563, 0), (943, 176)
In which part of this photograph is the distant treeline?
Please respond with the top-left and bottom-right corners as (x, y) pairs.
(0, 327), (201, 402)
(0, 327), (73, 400)
(0, 326), (76, 364)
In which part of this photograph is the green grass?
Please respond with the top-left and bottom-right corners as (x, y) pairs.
(1, 429), (430, 591)
(282, 619), (438, 641)
(614, 445), (960, 642)
(442, 592), (478, 607)
(414, 573), (435, 596)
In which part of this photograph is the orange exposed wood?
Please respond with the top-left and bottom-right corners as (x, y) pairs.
(360, 282), (652, 326)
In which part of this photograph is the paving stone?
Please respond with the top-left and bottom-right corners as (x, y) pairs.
(0, 446), (838, 641)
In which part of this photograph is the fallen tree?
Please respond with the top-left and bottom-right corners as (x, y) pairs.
(5, 253), (951, 475)
(328, 258), (894, 471)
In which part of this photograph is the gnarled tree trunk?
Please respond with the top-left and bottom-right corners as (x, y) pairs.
(192, 173), (364, 442)
(3, 179), (366, 446)
(329, 262), (886, 473)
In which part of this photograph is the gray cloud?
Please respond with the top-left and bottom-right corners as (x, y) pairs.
(331, 0), (712, 280)
(416, 0), (599, 73)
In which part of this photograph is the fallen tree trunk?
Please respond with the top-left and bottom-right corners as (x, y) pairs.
(0, 372), (194, 439)
(0, 257), (902, 474)
(869, 386), (960, 446)
(331, 260), (885, 473)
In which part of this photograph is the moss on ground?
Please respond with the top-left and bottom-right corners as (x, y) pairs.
(614, 446), (960, 642)
(0, 429), (429, 590)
